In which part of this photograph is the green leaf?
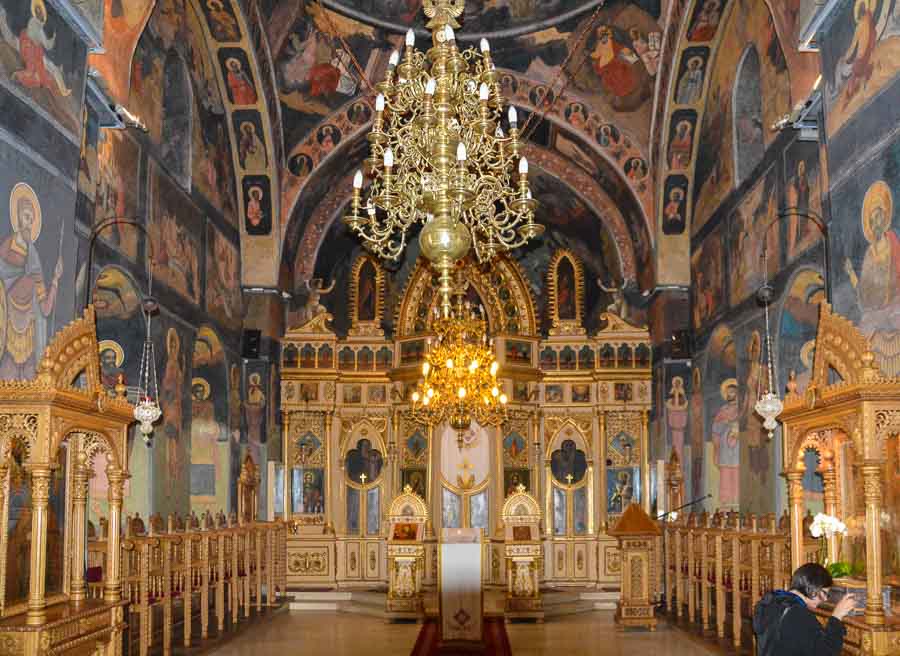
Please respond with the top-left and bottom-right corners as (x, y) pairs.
(827, 562), (852, 579)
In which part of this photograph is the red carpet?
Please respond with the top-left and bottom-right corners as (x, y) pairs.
(409, 618), (512, 656)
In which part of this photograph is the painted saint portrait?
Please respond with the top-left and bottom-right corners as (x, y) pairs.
(161, 326), (185, 501)
(346, 438), (384, 484)
(663, 176), (688, 235)
(675, 49), (708, 104)
(550, 439), (588, 485)
(206, 223), (242, 331)
(503, 432), (527, 466)
(357, 258), (377, 322)
(149, 166), (201, 304)
(401, 468), (426, 498)
(245, 369), (266, 446)
(607, 467), (638, 514)
(202, 0), (240, 42)
(687, 0), (722, 42)
(667, 113), (696, 171)
(556, 256), (576, 320)
(504, 469), (530, 497)
(98, 339), (125, 395)
(711, 377), (739, 509)
(242, 176), (271, 235)
(0, 183), (64, 379)
(220, 50), (257, 105)
(235, 113), (268, 172)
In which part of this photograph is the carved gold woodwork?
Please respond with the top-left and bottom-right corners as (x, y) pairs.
(385, 486), (428, 619)
(501, 485), (543, 620)
(546, 249), (586, 337)
(238, 454), (261, 525)
(0, 307), (133, 655)
(780, 304), (900, 651)
(609, 504), (660, 631)
(348, 254), (386, 338)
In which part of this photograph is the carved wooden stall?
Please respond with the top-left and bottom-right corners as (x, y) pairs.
(609, 503), (660, 631)
(500, 485), (543, 621)
(0, 307), (132, 656)
(779, 304), (900, 655)
(385, 485), (428, 620)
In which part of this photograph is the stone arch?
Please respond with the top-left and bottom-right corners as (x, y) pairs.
(732, 45), (764, 186)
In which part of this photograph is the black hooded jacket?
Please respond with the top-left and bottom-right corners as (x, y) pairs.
(752, 590), (845, 656)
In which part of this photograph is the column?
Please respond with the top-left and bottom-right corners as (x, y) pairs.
(598, 412), (607, 531)
(785, 470), (804, 572)
(26, 464), (52, 625)
(325, 411), (335, 532)
(70, 443), (90, 604)
(819, 454), (839, 564)
(641, 410), (650, 514)
(861, 462), (884, 627)
(104, 468), (127, 603)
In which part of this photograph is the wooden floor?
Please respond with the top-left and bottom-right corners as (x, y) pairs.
(206, 610), (720, 656)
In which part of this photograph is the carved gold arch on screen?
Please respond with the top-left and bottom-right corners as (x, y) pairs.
(546, 249), (585, 337)
(544, 416), (593, 459)
(501, 486), (541, 522)
(339, 415), (388, 488)
(395, 254), (537, 337)
(348, 253), (386, 335)
(388, 485), (429, 523)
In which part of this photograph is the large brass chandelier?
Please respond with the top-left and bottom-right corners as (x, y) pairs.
(344, 0), (543, 317)
(409, 291), (508, 446)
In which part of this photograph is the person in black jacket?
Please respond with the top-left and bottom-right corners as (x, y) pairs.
(752, 563), (857, 656)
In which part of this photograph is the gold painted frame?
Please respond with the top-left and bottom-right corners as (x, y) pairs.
(547, 249), (586, 337)
(348, 254), (386, 337)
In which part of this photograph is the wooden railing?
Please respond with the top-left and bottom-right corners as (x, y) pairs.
(86, 511), (287, 656)
(662, 510), (820, 650)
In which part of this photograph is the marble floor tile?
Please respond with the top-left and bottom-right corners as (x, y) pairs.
(208, 610), (718, 655)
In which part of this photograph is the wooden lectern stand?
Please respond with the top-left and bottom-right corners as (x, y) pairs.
(439, 528), (483, 650)
(609, 503), (661, 631)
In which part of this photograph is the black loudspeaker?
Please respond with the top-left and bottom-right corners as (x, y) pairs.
(241, 329), (261, 359)
(670, 330), (692, 359)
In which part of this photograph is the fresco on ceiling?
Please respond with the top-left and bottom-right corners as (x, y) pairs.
(129, 31), (166, 141)
(702, 323), (737, 512)
(88, 0), (154, 104)
(219, 47), (257, 105)
(674, 46), (708, 106)
(691, 220), (724, 330)
(778, 270), (825, 396)
(234, 109), (268, 173)
(149, 162), (202, 305)
(70, 0), (103, 37)
(0, 142), (75, 381)
(206, 221), (243, 332)
(0, 0), (87, 137)
(666, 109), (695, 172)
(199, 0), (241, 42)
(190, 327), (231, 513)
(77, 125), (142, 261)
(732, 45), (764, 185)
(242, 174), (272, 234)
(662, 174), (687, 235)
(516, 169), (625, 334)
(686, 0), (723, 42)
(728, 164), (781, 305)
(820, 0), (900, 139)
(782, 139), (823, 264)
(274, 4), (377, 156)
(692, 0), (790, 234)
(830, 133), (900, 378)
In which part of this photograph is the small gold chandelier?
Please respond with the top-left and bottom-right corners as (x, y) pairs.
(409, 291), (508, 447)
(345, 0), (543, 317)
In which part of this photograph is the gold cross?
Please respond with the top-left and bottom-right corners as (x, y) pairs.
(360, 473), (367, 484)
(565, 474), (574, 485)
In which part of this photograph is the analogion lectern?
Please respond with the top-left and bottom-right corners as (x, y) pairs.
(440, 528), (483, 647)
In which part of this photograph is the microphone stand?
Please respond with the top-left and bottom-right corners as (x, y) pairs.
(655, 494), (712, 613)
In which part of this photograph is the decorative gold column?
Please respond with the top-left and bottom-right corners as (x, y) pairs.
(26, 464), (53, 625)
(641, 410), (650, 514)
(325, 411), (334, 532)
(104, 468), (127, 603)
(861, 462), (884, 627)
(786, 469), (804, 572)
(598, 411), (607, 531)
(70, 443), (91, 604)
(819, 453), (839, 563)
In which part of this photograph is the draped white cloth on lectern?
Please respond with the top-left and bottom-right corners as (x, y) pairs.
(440, 528), (482, 643)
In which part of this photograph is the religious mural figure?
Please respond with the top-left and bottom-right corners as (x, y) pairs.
(557, 257), (576, 320)
(608, 469), (634, 514)
(98, 340), (125, 395)
(786, 160), (815, 258)
(190, 376), (220, 496)
(162, 327), (184, 498)
(589, 26), (641, 102)
(844, 181), (900, 334)
(298, 277), (336, 324)
(690, 368), (703, 499)
(711, 378), (739, 508)
(664, 186), (686, 234)
(357, 259), (376, 322)
(245, 371), (266, 448)
(238, 121), (267, 171)
(676, 55), (705, 104)
(228, 363), (241, 442)
(0, 183), (63, 380)
(629, 28), (660, 77)
(246, 186), (265, 229)
(839, 0), (878, 109)
(688, 0), (722, 41)
(666, 376), (688, 462)
(346, 438), (384, 484)
(225, 56), (256, 104)
(0, 0), (72, 97)
(668, 120), (694, 170)
(550, 439), (588, 485)
(205, 0), (239, 41)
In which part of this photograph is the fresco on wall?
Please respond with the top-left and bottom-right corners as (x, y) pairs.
(78, 127), (141, 261)
(157, 321), (191, 512)
(728, 165), (781, 305)
(190, 328), (230, 511)
(200, 0), (241, 42)
(667, 109), (696, 171)
(689, 364), (703, 500)
(662, 174), (688, 235)
(206, 221), (243, 331)
(243, 174), (271, 234)
(820, 0), (900, 139)
(0, 0), (87, 136)
(691, 221), (724, 330)
(0, 144), (75, 380)
(782, 140), (823, 263)
(733, 45), (764, 185)
(234, 110), (268, 172)
(686, 0), (723, 42)
(149, 163), (202, 304)
(219, 48), (257, 105)
(674, 46), (708, 105)
(245, 361), (268, 464)
(129, 31), (166, 142)
(735, 324), (774, 514)
(88, 0), (153, 104)
(692, 0), (790, 233)
(778, 270), (825, 394)
(703, 324), (737, 511)
(831, 142), (900, 377)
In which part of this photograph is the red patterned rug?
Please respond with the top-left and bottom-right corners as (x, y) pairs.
(409, 618), (512, 656)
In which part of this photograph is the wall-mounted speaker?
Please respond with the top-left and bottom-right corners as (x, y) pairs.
(241, 329), (261, 359)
